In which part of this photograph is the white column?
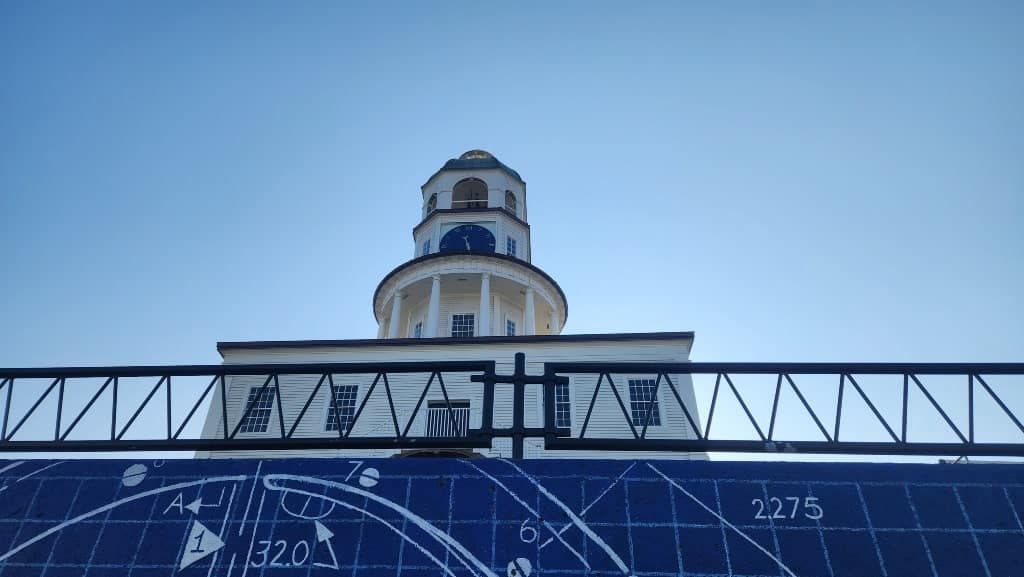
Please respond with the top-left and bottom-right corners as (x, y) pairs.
(524, 287), (536, 336)
(426, 274), (441, 337)
(549, 310), (559, 334)
(478, 273), (491, 337)
(388, 292), (404, 338)
(494, 296), (503, 336)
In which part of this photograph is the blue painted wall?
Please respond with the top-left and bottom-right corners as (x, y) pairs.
(0, 458), (1021, 577)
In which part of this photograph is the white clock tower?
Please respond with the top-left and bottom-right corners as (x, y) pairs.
(374, 150), (568, 340)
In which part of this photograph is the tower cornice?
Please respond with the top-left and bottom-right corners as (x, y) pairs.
(412, 207), (530, 237)
(372, 252), (567, 325)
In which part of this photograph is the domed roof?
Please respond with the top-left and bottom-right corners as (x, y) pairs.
(459, 149), (494, 160)
(423, 149), (524, 186)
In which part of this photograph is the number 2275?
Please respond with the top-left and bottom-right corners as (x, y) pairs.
(752, 496), (823, 520)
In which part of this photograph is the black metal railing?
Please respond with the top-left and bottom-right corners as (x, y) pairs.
(0, 356), (1022, 458)
(544, 362), (1024, 456)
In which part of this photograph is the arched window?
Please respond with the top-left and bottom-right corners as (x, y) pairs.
(452, 178), (487, 209)
(504, 191), (517, 214)
(426, 193), (437, 215)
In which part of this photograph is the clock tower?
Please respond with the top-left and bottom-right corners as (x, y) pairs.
(374, 150), (568, 339)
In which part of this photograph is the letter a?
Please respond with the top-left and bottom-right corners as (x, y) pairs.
(163, 493), (184, 515)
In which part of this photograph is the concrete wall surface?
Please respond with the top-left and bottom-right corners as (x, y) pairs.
(0, 457), (1021, 576)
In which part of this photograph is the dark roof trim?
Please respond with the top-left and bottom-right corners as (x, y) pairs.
(218, 331), (695, 355)
(372, 251), (569, 324)
(422, 156), (525, 188)
(413, 207), (530, 236)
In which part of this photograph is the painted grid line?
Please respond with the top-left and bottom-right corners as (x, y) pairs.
(903, 484), (938, 577)
(806, 484), (835, 577)
(648, 464), (797, 577)
(953, 486), (992, 577)
(854, 483), (888, 577)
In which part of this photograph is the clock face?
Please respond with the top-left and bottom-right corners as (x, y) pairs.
(439, 224), (496, 253)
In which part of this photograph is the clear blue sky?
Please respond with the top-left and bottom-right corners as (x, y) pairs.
(2, 0), (1021, 370)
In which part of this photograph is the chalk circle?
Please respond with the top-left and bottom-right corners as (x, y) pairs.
(507, 558), (532, 577)
(122, 464), (148, 487)
(280, 491), (336, 520)
(358, 468), (380, 488)
(152, 460), (165, 468)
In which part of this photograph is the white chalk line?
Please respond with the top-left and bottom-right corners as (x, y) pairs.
(206, 483), (237, 577)
(238, 460), (263, 536)
(539, 462), (636, 549)
(462, 460), (591, 570)
(0, 461), (65, 492)
(0, 461), (25, 475)
(647, 463), (799, 577)
(263, 475), (496, 577)
(500, 459), (632, 575)
(240, 491), (265, 577)
(0, 475), (246, 563)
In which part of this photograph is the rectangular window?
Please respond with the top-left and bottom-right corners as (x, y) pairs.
(414, 322), (423, 338)
(506, 319), (516, 336)
(422, 239), (431, 256)
(554, 382), (571, 428)
(506, 236), (517, 257)
(425, 400), (471, 437)
(239, 386), (276, 433)
(325, 385), (359, 433)
(451, 313), (474, 338)
(628, 378), (661, 426)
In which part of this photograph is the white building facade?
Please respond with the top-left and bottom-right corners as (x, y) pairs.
(199, 150), (703, 459)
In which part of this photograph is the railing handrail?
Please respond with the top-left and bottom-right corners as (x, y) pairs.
(547, 362), (1024, 375)
(0, 360), (495, 379)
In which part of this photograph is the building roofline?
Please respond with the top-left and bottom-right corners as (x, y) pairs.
(217, 331), (695, 356)
(372, 251), (569, 324)
(421, 157), (525, 189)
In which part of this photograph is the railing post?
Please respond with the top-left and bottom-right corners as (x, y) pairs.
(512, 352), (526, 458)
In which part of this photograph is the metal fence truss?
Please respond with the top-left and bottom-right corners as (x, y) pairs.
(0, 357), (1022, 458)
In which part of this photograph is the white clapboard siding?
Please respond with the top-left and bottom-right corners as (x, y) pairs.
(199, 335), (704, 460)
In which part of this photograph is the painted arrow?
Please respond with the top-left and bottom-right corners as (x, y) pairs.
(184, 498), (203, 515)
(313, 520), (340, 570)
(184, 487), (226, 515)
(180, 520), (225, 570)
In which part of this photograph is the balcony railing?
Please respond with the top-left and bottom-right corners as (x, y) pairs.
(0, 355), (1021, 458)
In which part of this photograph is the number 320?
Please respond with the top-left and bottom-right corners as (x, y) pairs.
(752, 496), (823, 520)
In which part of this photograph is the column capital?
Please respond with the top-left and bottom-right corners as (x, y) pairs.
(481, 272), (491, 280)
(525, 286), (535, 294)
(431, 274), (442, 282)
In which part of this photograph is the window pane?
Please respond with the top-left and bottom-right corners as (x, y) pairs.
(628, 378), (661, 426)
(239, 386), (276, 433)
(555, 382), (571, 428)
(451, 314), (475, 338)
(506, 319), (516, 336)
(326, 385), (359, 433)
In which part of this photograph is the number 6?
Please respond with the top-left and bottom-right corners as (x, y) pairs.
(519, 519), (538, 543)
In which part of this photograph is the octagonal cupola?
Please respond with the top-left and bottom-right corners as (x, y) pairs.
(374, 150), (566, 340)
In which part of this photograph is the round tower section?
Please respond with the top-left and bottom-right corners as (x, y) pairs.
(374, 253), (567, 339)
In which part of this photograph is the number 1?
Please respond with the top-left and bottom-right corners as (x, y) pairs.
(190, 530), (205, 553)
